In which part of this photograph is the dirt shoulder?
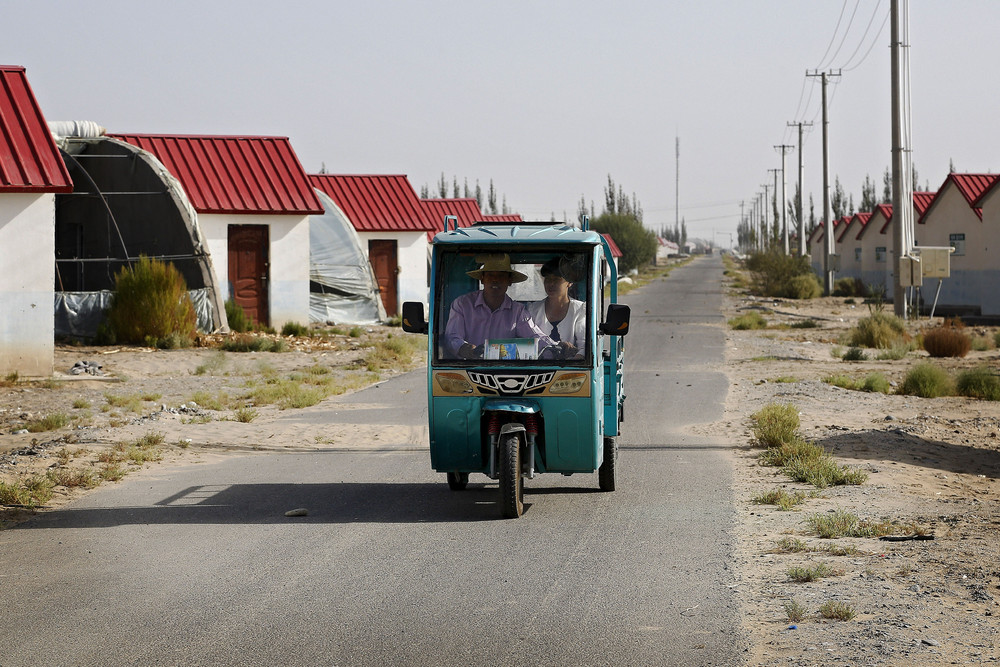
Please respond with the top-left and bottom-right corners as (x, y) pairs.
(711, 291), (1000, 665)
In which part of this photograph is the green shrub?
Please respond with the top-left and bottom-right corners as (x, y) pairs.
(225, 299), (253, 333)
(787, 273), (822, 299)
(848, 312), (907, 349)
(899, 363), (954, 398)
(750, 403), (800, 447)
(833, 277), (867, 297)
(729, 311), (768, 330)
(759, 438), (825, 467)
(281, 321), (309, 337)
(745, 251), (817, 298)
(859, 373), (891, 394)
(842, 347), (866, 361)
(104, 256), (196, 347)
(922, 321), (971, 358)
(790, 319), (819, 329)
(956, 367), (1000, 401)
(219, 334), (288, 353)
(591, 212), (658, 273)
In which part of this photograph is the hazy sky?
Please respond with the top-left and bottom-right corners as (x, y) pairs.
(4, 1), (997, 244)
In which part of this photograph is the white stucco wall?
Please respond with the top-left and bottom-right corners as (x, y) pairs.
(978, 189), (1000, 315)
(858, 214), (889, 294)
(356, 230), (429, 315)
(837, 224), (863, 282)
(916, 188), (986, 310)
(0, 194), (54, 376)
(199, 213), (311, 328)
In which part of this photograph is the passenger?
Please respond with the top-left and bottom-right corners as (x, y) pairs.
(444, 253), (557, 359)
(528, 257), (586, 359)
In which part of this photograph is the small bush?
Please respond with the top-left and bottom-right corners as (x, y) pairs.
(842, 347), (866, 361)
(787, 562), (840, 583)
(874, 344), (910, 360)
(819, 600), (856, 621)
(729, 311), (768, 330)
(104, 256), (196, 347)
(234, 406), (258, 423)
(219, 334), (289, 353)
(784, 600), (807, 623)
(787, 273), (822, 300)
(971, 336), (992, 352)
(281, 322), (309, 337)
(759, 438), (825, 467)
(922, 321), (971, 358)
(956, 367), (1000, 401)
(824, 374), (857, 390)
(225, 299), (253, 333)
(790, 319), (819, 329)
(849, 312), (907, 349)
(899, 363), (954, 398)
(749, 403), (800, 447)
(859, 373), (891, 394)
(833, 277), (867, 297)
(745, 251), (817, 298)
(806, 509), (897, 538)
(783, 456), (867, 488)
(25, 412), (70, 433)
(752, 488), (806, 511)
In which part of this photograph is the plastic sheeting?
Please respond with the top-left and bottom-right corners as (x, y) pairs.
(54, 288), (217, 339)
(309, 190), (386, 324)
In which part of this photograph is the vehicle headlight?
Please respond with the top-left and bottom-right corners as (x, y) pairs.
(435, 372), (474, 394)
(549, 372), (588, 394)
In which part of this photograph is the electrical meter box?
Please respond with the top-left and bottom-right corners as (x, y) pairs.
(914, 246), (953, 279)
(899, 256), (922, 287)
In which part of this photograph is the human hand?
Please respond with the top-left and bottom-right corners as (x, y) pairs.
(458, 343), (482, 359)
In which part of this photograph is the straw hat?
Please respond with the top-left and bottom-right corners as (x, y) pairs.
(466, 253), (528, 283)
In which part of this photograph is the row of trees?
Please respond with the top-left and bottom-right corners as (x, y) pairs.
(419, 174), (511, 215)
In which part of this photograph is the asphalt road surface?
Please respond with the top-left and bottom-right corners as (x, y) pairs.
(0, 256), (745, 666)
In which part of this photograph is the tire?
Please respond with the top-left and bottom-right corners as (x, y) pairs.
(499, 433), (524, 518)
(598, 436), (617, 492)
(446, 472), (469, 490)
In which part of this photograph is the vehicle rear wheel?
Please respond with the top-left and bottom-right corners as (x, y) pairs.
(446, 472), (469, 490)
(598, 436), (617, 492)
(499, 433), (524, 518)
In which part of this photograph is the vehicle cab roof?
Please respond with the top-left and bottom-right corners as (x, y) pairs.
(431, 221), (604, 247)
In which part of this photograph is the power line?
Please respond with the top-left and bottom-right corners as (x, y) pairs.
(818, 1), (862, 71)
(844, 4), (891, 71)
(814, 0), (851, 70)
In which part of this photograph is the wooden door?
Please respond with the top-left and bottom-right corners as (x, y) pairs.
(228, 225), (269, 326)
(368, 239), (398, 316)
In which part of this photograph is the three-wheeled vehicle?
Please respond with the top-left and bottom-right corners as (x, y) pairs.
(401, 217), (630, 518)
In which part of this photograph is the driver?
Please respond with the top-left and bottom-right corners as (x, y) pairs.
(444, 253), (559, 359)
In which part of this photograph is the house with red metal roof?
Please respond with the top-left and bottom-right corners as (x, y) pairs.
(973, 178), (1000, 315)
(856, 192), (937, 296)
(807, 217), (848, 278)
(915, 173), (1000, 314)
(309, 174), (435, 316)
(0, 65), (73, 376)
(112, 134), (322, 328)
(836, 212), (871, 283)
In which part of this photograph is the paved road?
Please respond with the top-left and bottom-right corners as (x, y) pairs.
(0, 256), (744, 666)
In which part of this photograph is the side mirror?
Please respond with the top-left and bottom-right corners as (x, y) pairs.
(400, 302), (427, 334)
(599, 303), (630, 336)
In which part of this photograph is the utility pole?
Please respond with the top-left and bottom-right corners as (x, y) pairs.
(775, 144), (794, 255)
(675, 136), (680, 237)
(761, 183), (772, 251)
(787, 122), (813, 257)
(890, 0), (913, 317)
(807, 69), (842, 294)
(768, 168), (781, 250)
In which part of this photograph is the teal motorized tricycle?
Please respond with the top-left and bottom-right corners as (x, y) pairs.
(401, 217), (629, 518)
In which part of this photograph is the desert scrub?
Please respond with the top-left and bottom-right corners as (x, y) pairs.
(193, 351), (228, 376)
(773, 536), (809, 553)
(728, 311), (767, 330)
(956, 367), (1000, 401)
(281, 321), (310, 337)
(104, 392), (143, 413)
(72, 398), (91, 409)
(189, 390), (233, 411)
(823, 372), (890, 394)
(818, 600), (856, 621)
(848, 311), (907, 349)
(744, 251), (818, 298)
(841, 346), (866, 361)
(782, 455), (867, 488)
(749, 403), (800, 447)
(102, 256), (196, 347)
(789, 319), (819, 329)
(899, 363), (954, 398)
(364, 335), (425, 372)
(219, 334), (289, 353)
(922, 320), (971, 358)
(787, 562), (841, 583)
(233, 406), (258, 423)
(0, 476), (55, 507)
(784, 600), (807, 623)
(752, 488), (806, 510)
(47, 467), (100, 489)
(25, 412), (70, 433)
(806, 509), (898, 538)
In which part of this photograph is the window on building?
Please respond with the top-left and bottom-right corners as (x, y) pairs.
(876, 247), (886, 263)
(855, 248), (862, 262)
(949, 233), (965, 256)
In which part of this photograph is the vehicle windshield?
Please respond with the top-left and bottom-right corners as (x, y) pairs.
(433, 249), (592, 365)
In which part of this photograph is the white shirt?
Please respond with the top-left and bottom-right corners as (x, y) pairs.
(527, 298), (586, 351)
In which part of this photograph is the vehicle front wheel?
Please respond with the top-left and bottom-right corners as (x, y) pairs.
(598, 436), (617, 492)
(499, 433), (524, 518)
(446, 472), (469, 490)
